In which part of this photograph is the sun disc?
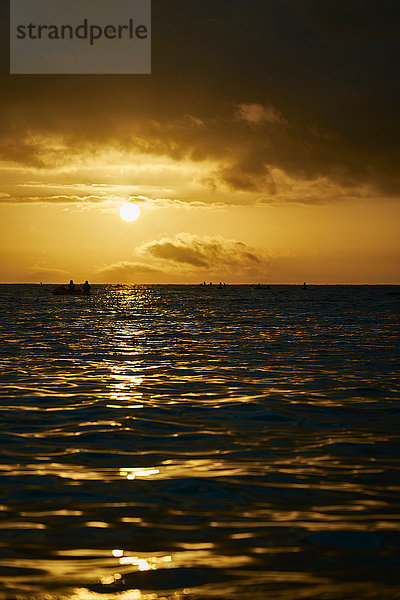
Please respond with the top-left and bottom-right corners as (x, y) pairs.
(120, 203), (140, 222)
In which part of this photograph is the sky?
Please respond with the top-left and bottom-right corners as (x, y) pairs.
(1, 0), (399, 284)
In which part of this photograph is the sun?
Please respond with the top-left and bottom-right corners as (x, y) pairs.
(120, 203), (140, 222)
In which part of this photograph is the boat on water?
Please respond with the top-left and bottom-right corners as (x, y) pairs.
(52, 286), (91, 296)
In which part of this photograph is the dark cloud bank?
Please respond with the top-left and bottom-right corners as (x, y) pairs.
(1, 0), (400, 199)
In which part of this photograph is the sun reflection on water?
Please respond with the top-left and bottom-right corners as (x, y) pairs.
(119, 468), (160, 480)
(70, 589), (152, 600)
(107, 363), (144, 409)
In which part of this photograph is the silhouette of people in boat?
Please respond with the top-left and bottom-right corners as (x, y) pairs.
(82, 280), (91, 295)
(52, 280), (91, 296)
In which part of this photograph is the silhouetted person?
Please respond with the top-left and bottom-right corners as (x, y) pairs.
(82, 280), (91, 295)
(302, 281), (307, 290)
(68, 279), (75, 292)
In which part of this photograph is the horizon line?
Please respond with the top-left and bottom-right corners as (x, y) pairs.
(0, 282), (399, 286)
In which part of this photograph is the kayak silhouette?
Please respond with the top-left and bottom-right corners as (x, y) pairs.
(52, 285), (91, 296)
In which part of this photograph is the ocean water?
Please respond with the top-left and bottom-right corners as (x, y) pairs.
(0, 284), (399, 600)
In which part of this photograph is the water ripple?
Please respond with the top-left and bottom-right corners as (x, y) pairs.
(0, 284), (399, 599)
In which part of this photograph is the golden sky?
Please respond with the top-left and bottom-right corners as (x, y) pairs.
(1, 0), (399, 283)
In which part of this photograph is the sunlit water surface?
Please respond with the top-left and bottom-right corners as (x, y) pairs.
(0, 284), (399, 600)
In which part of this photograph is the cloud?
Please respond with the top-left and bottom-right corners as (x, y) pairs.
(236, 103), (288, 126)
(96, 260), (160, 283)
(96, 261), (161, 277)
(94, 234), (272, 283)
(29, 266), (69, 280)
(183, 114), (205, 128)
(143, 236), (209, 267)
(140, 233), (270, 276)
(0, 194), (110, 204)
(1, 0), (400, 203)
